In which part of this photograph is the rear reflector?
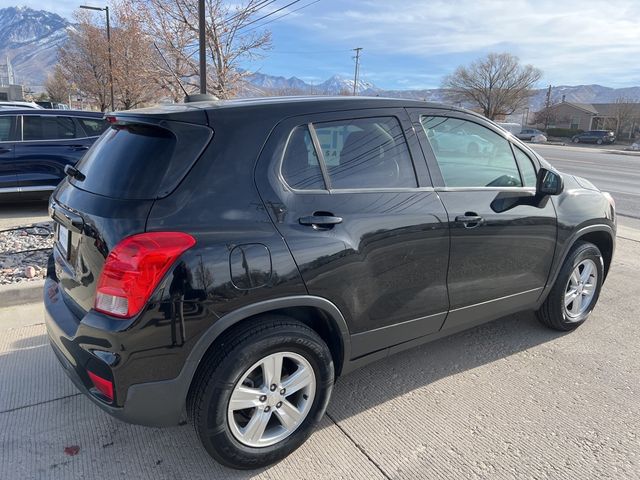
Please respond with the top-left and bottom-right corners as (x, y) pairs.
(87, 370), (114, 402)
(95, 232), (196, 318)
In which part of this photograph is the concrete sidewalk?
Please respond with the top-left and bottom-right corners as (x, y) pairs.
(1, 238), (639, 479)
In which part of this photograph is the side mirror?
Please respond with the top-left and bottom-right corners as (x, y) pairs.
(537, 168), (563, 196)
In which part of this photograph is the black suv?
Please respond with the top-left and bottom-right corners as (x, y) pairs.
(571, 130), (616, 144)
(0, 109), (107, 201)
(45, 97), (616, 469)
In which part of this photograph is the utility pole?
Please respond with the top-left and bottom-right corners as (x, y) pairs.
(352, 47), (362, 96)
(198, 0), (207, 94)
(544, 84), (552, 132)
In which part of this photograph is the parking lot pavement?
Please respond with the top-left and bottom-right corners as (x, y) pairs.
(1, 237), (639, 479)
(0, 202), (49, 230)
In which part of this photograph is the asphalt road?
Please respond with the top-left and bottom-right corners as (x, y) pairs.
(530, 144), (640, 229)
(2, 236), (639, 479)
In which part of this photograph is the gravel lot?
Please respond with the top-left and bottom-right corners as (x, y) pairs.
(0, 236), (638, 479)
(0, 223), (53, 285)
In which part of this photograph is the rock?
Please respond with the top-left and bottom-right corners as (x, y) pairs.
(25, 266), (36, 278)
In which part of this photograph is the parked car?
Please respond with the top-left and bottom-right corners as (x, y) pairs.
(516, 128), (545, 141)
(0, 109), (108, 201)
(571, 130), (616, 145)
(0, 100), (43, 109)
(630, 140), (640, 151)
(45, 97), (616, 470)
(36, 101), (71, 110)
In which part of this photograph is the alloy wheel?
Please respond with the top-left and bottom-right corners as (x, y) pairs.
(227, 352), (316, 447)
(564, 259), (598, 319)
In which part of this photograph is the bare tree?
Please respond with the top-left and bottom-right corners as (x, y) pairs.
(442, 52), (542, 120)
(111, 0), (163, 109)
(612, 97), (640, 139)
(136, 0), (271, 99)
(532, 104), (570, 131)
(45, 65), (72, 103)
(58, 10), (111, 111)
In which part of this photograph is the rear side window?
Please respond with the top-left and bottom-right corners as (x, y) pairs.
(78, 118), (109, 137)
(23, 116), (77, 141)
(0, 116), (14, 141)
(281, 125), (325, 190)
(314, 117), (416, 189)
(71, 121), (212, 200)
(420, 116), (523, 188)
(281, 116), (416, 190)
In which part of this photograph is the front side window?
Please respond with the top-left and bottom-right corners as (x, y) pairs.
(420, 116), (523, 188)
(313, 116), (417, 189)
(23, 116), (77, 141)
(0, 116), (14, 141)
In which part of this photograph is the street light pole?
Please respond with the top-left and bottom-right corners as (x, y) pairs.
(80, 5), (115, 111)
(198, 0), (207, 94)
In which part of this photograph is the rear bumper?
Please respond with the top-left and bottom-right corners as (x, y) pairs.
(44, 275), (188, 427)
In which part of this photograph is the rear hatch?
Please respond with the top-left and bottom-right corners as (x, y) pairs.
(50, 110), (212, 314)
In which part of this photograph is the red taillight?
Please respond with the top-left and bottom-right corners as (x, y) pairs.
(87, 370), (114, 402)
(95, 232), (196, 318)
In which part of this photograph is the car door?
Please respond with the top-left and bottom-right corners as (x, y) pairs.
(409, 108), (557, 330)
(15, 114), (92, 193)
(0, 114), (19, 194)
(255, 109), (450, 358)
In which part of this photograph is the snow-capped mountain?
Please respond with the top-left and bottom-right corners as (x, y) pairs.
(0, 6), (72, 87)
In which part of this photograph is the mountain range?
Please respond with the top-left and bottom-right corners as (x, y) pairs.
(2, 6), (639, 110)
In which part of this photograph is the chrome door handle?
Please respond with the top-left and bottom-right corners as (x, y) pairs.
(455, 214), (484, 228)
(299, 215), (343, 227)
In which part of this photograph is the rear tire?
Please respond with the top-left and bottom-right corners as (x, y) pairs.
(597, 139), (603, 145)
(537, 241), (603, 331)
(189, 316), (334, 470)
(573, 137), (580, 143)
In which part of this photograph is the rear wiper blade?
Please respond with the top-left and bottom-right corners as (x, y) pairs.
(64, 164), (86, 181)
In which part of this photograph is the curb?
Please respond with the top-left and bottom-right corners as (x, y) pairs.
(0, 280), (44, 308)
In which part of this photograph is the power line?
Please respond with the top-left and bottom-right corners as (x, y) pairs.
(238, 0), (303, 31)
(219, 0), (277, 28)
(241, 0), (321, 33)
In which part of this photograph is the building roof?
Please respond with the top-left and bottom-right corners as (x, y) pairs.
(562, 102), (599, 114)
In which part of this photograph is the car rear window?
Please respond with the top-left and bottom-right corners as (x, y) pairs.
(78, 117), (109, 137)
(70, 120), (212, 200)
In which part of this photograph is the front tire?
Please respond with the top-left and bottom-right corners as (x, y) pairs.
(189, 317), (334, 470)
(573, 137), (580, 143)
(537, 241), (603, 331)
(596, 138), (603, 145)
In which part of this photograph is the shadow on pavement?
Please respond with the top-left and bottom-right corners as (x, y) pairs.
(1, 308), (566, 478)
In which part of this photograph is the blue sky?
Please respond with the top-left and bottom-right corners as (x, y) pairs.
(7, 0), (640, 89)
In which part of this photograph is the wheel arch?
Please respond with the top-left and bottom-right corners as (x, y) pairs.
(186, 296), (351, 389)
(577, 229), (614, 279)
(539, 223), (615, 308)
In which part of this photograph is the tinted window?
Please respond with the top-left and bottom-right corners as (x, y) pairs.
(23, 116), (77, 141)
(78, 118), (108, 137)
(513, 145), (537, 187)
(281, 125), (325, 190)
(71, 121), (212, 200)
(420, 116), (522, 188)
(0, 116), (14, 141)
(313, 117), (416, 189)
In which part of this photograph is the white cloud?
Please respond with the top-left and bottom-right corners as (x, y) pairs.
(294, 0), (640, 87)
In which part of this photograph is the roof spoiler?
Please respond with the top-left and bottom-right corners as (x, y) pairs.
(184, 93), (219, 103)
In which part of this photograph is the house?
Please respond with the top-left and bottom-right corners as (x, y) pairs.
(535, 100), (640, 139)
